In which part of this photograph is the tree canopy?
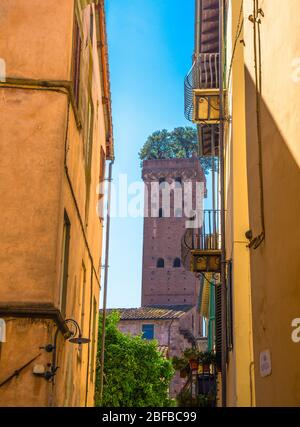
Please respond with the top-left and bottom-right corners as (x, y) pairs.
(139, 126), (216, 175)
(95, 312), (174, 407)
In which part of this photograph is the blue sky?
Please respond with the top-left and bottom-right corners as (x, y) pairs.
(104, 0), (196, 308)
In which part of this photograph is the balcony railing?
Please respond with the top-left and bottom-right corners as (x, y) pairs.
(181, 210), (221, 273)
(184, 53), (220, 122)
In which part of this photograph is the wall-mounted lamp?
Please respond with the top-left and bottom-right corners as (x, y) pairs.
(37, 318), (90, 382)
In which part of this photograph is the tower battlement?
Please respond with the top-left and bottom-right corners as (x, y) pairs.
(141, 157), (206, 306)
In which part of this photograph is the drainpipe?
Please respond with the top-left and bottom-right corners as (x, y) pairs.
(194, 0), (201, 58)
(98, 159), (114, 405)
(219, 0), (227, 408)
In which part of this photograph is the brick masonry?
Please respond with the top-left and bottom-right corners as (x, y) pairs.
(141, 157), (206, 306)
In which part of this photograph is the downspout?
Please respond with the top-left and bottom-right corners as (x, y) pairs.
(219, 0), (227, 408)
(194, 0), (201, 58)
(98, 159), (114, 405)
(168, 319), (175, 349)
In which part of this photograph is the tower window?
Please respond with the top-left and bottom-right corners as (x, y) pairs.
(159, 208), (164, 218)
(159, 177), (167, 189)
(173, 258), (181, 268)
(157, 258), (165, 268)
(174, 208), (182, 218)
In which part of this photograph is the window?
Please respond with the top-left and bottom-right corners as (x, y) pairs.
(227, 260), (233, 351)
(173, 258), (181, 268)
(72, 18), (82, 108)
(159, 177), (166, 189)
(85, 101), (94, 171)
(157, 258), (164, 268)
(99, 147), (106, 183)
(0, 319), (6, 343)
(174, 208), (182, 218)
(90, 8), (94, 42)
(90, 296), (97, 382)
(142, 324), (154, 340)
(215, 283), (222, 370)
(159, 208), (164, 218)
(78, 262), (86, 361)
(80, 263), (87, 335)
(98, 147), (106, 220)
(85, 100), (94, 223)
(60, 212), (71, 318)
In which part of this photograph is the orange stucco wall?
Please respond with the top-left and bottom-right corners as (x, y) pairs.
(0, 1), (109, 407)
(0, 0), (73, 81)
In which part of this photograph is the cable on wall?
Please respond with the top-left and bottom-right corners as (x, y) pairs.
(226, 0), (244, 89)
(248, 0), (265, 250)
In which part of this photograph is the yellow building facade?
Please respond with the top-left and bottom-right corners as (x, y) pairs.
(226, 0), (300, 406)
(185, 0), (300, 407)
(0, 0), (113, 406)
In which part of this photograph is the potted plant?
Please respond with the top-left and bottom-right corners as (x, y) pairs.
(172, 356), (190, 378)
(177, 389), (199, 408)
(198, 392), (216, 408)
(183, 348), (200, 370)
(199, 351), (216, 373)
(180, 367), (189, 378)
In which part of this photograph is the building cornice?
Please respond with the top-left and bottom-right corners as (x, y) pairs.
(0, 303), (70, 335)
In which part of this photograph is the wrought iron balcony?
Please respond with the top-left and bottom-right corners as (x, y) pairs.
(184, 53), (220, 123)
(181, 209), (221, 273)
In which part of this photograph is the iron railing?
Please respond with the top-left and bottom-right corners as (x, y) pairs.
(181, 210), (221, 270)
(184, 210), (221, 250)
(184, 53), (220, 122)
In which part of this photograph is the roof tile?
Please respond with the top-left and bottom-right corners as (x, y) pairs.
(102, 304), (193, 320)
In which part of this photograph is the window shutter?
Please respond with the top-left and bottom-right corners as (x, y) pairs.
(215, 283), (222, 370)
(227, 260), (233, 351)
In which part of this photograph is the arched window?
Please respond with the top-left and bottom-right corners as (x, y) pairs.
(173, 258), (181, 268)
(157, 258), (165, 268)
(159, 177), (166, 189)
(174, 177), (182, 188)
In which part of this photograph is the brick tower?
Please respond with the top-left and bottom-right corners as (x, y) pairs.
(141, 157), (206, 306)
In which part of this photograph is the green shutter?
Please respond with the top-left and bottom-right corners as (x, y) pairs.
(215, 284), (222, 370)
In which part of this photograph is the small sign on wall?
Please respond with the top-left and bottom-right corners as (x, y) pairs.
(260, 350), (272, 377)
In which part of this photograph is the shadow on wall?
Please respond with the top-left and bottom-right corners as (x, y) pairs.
(244, 66), (300, 407)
